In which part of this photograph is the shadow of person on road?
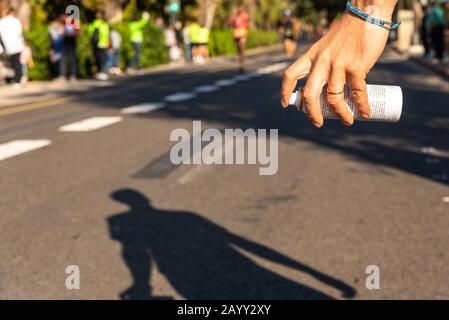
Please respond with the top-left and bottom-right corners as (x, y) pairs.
(107, 189), (356, 300)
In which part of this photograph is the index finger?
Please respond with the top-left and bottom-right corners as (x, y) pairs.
(281, 54), (312, 108)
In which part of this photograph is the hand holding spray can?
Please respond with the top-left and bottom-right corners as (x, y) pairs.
(288, 84), (403, 122)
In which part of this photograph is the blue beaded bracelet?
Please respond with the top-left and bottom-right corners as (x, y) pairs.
(346, 0), (401, 30)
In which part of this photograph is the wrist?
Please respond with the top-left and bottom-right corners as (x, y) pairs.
(351, 0), (398, 19)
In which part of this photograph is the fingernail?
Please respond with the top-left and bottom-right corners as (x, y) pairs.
(313, 122), (323, 128)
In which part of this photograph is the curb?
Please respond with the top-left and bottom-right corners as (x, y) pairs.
(409, 56), (449, 81)
(0, 44), (284, 112)
(126, 44), (283, 76)
(390, 46), (449, 81)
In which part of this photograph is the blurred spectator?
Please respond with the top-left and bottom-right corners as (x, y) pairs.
(182, 19), (193, 62)
(59, 14), (79, 81)
(106, 29), (122, 75)
(19, 39), (33, 84)
(421, 5), (431, 58)
(198, 24), (210, 63)
(0, 7), (25, 87)
(0, 45), (14, 84)
(127, 11), (150, 71)
(188, 20), (202, 63)
(88, 11), (110, 80)
(48, 15), (65, 78)
(428, 0), (446, 61)
(165, 24), (181, 62)
(155, 17), (165, 31)
(174, 21), (183, 47)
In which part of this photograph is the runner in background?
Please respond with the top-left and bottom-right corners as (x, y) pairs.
(278, 9), (297, 58)
(229, 3), (250, 73)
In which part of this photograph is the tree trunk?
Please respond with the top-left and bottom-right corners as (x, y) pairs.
(104, 0), (126, 23)
(200, 0), (220, 29)
(246, 0), (256, 29)
(7, 0), (30, 31)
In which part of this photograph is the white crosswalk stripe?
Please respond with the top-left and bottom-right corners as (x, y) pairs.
(59, 116), (123, 132)
(194, 85), (219, 93)
(121, 103), (166, 114)
(165, 92), (197, 102)
(0, 140), (51, 162)
(215, 79), (237, 87)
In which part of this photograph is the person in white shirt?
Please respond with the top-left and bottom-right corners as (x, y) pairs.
(0, 7), (25, 84)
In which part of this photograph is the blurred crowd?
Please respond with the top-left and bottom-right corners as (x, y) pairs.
(3, 2), (447, 88)
(0, 7), (33, 87)
(421, 0), (449, 62)
(0, 6), (214, 88)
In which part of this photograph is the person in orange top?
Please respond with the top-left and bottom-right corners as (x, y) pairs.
(229, 3), (250, 72)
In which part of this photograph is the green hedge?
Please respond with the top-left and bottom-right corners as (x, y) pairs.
(209, 30), (280, 56)
(25, 24), (279, 81)
(26, 24), (51, 81)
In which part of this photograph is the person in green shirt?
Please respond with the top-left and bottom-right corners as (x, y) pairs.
(127, 12), (150, 71)
(189, 20), (208, 64)
(88, 11), (110, 77)
(198, 25), (210, 63)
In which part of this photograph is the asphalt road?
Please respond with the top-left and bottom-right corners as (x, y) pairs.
(0, 45), (448, 300)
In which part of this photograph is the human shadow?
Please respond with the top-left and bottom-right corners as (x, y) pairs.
(107, 189), (356, 300)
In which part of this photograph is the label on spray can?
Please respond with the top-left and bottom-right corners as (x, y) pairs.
(288, 84), (403, 122)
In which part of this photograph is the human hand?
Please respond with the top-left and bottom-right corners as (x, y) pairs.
(143, 12), (150, 20)
(281, 0), (397, 127)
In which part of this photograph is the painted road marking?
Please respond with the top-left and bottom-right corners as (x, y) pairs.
(194, 85), (219, 93)
(233, 74), (254, 81)
(215, 79), (237, 87)
(164, 92), (197, 102)
(0, 139), (51, 162)
(256, 62), (289, 75)
(0, 96), (71, 117)
(121, 103), (166, 114)
(59, 116), (123, 132)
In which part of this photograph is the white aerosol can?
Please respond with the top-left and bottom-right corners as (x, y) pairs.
(288, 84), (403, 122)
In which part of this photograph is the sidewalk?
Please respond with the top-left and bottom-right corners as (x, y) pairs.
(0, 45), (282, 110)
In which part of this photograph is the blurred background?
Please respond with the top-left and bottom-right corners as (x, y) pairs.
(0, 0), (445, 83)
